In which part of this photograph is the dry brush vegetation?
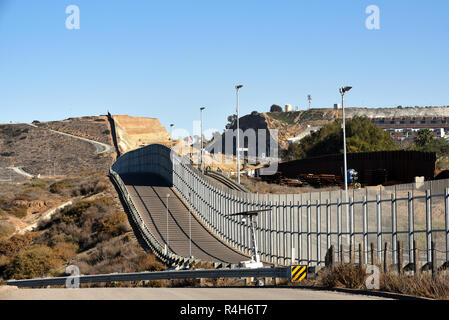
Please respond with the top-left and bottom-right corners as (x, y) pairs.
(0, 172), (166, 284)
(0, 123), (114, 176)
(296, 263), (449, 299)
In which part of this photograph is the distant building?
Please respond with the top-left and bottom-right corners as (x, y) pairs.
(344, 106), (449, 143)
(369, 116), (449, 143)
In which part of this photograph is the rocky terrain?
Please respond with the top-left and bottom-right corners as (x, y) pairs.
(37, 115), (113, 145)
(112, 115), (170, 153)
(0, 124), (114, 176)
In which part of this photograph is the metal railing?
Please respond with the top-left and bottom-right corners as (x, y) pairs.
(111, 144), (449, 269)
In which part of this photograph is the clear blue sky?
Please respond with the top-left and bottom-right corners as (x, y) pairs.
(0, 0), (448, 136)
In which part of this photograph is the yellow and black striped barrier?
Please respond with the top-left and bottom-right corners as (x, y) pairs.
(290, 265), (307, 282)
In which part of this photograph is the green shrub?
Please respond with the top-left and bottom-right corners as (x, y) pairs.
(59, 201), (92, 223)
(49, 181), (72, 194)
(282, 116), (397, 161)
(4, 245), (64, 279)
(23, 181), (47, 189)
(95, 211), (127, 237)
(52, 242), (78, 260)
(0, 233), (35, 257)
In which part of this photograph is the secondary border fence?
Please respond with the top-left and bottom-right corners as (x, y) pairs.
(111, 144), (449, 270)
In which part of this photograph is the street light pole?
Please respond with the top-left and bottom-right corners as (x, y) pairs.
(340, 86), (352, 245)
(170, 124), (174, 149)
(200, 107), (205, 172)
(235, 84), (243, 184)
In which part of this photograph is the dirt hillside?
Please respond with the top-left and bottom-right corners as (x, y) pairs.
(112, 115), (170, 153)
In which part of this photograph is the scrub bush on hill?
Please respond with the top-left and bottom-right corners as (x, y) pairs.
(282, 116), (397, 161)
(49, 181), (72, 194)
(0, 221), (15, 239)
(3, 245), (64, 279)
(37, 198), (127, 251)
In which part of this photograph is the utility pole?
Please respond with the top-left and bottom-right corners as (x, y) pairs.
(308, 95), (312, 110)
(235, 84), (243, 184)
(169, 124), (174, 150)
(200, 107), (205, 172)
(340, 86), (352, 245)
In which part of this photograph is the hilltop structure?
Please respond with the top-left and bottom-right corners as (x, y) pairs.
(207, 106), (449, 158)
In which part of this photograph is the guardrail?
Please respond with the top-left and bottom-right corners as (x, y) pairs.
(7, 267), (291, 288)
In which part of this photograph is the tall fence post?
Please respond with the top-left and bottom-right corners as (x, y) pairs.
(426, 190), (432, 265)
(408, 191), (414, 266)
(288, 200), (293, 264)
(340, 244), (344, 264)
(326, 199), (330, 253)
(445, 188), (449, 264)
(337, 199), (342, 257)
(384, 242), (389, 273)
(316, 200), (321, 267)
(297, 201), (302, 265)
(350, 197), (354, 248)
(276, 202), (280, 264)
(391, 193), (397, 265)
(270, 201), (274, 264)
(362, 196), (368, 264)
(370, 242), (376, 266)
(307, 200), (311, 267)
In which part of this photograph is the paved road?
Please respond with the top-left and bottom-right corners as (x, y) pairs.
(122, 173), (249, 264)
(0, 286), (391, 300)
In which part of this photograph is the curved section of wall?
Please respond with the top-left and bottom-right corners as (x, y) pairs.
(112, 143), (173, 185)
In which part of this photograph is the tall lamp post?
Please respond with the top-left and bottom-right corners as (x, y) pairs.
(200, 107), (205, 172)
(339, 86), (352, 245)
(235, 84), (243, 184)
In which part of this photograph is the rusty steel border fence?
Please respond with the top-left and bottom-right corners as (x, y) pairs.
(111, 144), (449, 270)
